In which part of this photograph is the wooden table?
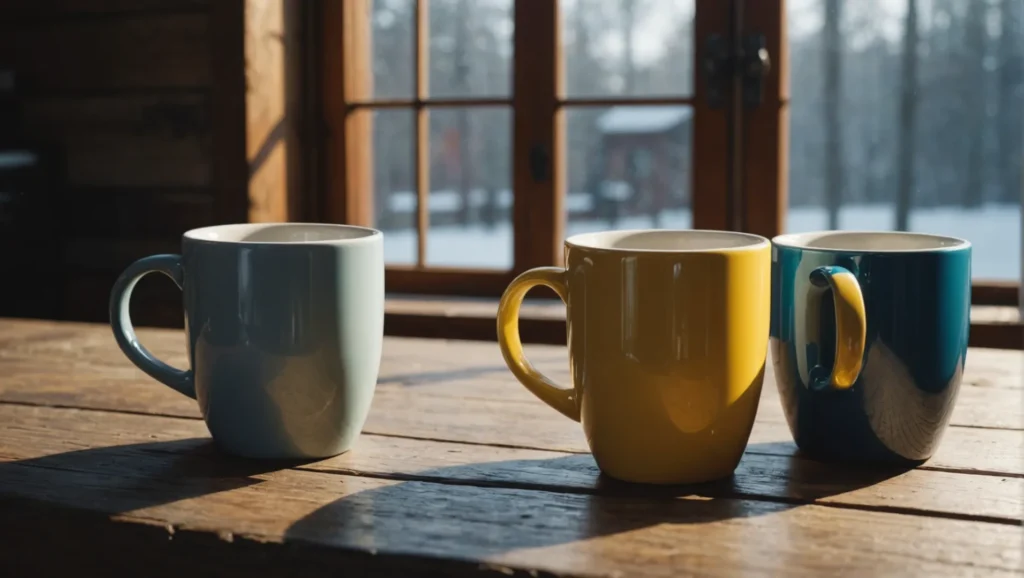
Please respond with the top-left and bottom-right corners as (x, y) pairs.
(0, 318), (1021, 577)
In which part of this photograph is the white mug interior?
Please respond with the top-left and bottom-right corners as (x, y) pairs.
(566, 229), (769, 253)
(184, 223), (380, 244)
(772, 230), (970, 252)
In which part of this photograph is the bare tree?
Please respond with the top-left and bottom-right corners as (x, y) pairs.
(620, 0), (637, 95)
(454, 0), (473, 225)
(823, 0), (844, 229)
(370, 0), (415, 229)
(997, 0), (1023, 203)
(962, 0), (988, 208)
(895, 0), (919, 230)
(566, 0), (607, 215)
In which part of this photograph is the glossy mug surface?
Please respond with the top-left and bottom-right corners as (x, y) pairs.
(770, 231), (971, 464)
(109, 223), (384, 459)
(497, 230), (771, 484)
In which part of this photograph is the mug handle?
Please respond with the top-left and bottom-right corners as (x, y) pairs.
(496, 267), (579, 422)
(108, 254), (195, 399)
(810, 265), (867, 390)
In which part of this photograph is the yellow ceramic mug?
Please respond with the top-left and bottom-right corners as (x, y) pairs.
(497, 230), (771, 484)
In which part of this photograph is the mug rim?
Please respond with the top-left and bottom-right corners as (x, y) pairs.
(564, 229), (770, 254)
(182, 223), (382, 246)
(772, 230), (971, 254)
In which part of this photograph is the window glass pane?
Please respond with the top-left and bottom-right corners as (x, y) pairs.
(787, 0), (1022, 280)
(371, 0), (415, 99)
(372, 110), (417, 265)
(565, 105), (693, 237)
(426, 107), (512, 268)
(562, 0), (695, 97)
(430, 0), (513, 98)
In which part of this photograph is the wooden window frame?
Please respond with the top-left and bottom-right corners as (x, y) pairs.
(319, 0), (1019, 348)
(321, 0), (732, 296)
(741, 0), (1021, 348)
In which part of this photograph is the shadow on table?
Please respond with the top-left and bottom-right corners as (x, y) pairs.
(0, 438), (295, 513)
(282, 441), (913, 560)
(377, 365), (509, 386)
(0, 435), (913, 563)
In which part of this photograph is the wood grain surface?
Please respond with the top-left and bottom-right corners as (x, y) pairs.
(0, 405), (1020, 577)
(12, 13), (210, 91)
(0, 318), (1021, 577)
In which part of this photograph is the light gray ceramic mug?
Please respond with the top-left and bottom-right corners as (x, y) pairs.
(109, 223), (384, 459)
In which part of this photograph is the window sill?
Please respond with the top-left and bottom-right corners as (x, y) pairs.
(385, 295), (1022, 350)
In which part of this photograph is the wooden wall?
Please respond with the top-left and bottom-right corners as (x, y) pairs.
(0, 0), (303, 327)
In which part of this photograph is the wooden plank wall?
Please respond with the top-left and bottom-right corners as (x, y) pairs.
(0, 0), (301, 328)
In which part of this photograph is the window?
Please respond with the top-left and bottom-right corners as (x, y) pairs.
(323, 0), (732, 295)
(741, 0), (1021, 309)
(324, 0), (1021, 344)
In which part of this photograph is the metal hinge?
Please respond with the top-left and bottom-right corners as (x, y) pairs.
(529, 143), (551, 182)
(703, 33), (771, 109)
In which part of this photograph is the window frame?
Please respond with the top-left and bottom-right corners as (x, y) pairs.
(321, 0), (1020, 348)
(740, 0), (1021, 311)
(321, 0), (733, 296)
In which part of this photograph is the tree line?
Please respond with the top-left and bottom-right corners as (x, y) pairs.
(368, 0), (1022, 228)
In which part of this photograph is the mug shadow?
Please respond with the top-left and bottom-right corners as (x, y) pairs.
(0, 438), (301, 514)
(2, 437), (913, 563)
(0, 434), (913, 565)
(283, 444), (913, 559)
(740, 441), (917, 502)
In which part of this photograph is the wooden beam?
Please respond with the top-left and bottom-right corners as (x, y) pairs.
(385, 268), (516, 297)
(512, 0), (563, 269)
(972, 281), (1020, 307)
(323, 0), (373, 226)
(970, 321), (1023, 350)
(21, 94), (211, 188)
(210, 0), (249, 224)
(742, 0), (788, 238)
(21, 0), (209, 17)
(349, 97), (511, 108)
(690, 0), (732, 231)
(243, 0), (307, 222)
(12, 14), (211, 92)
(414, 0), (430, 266)
(559, 96), (696, 107)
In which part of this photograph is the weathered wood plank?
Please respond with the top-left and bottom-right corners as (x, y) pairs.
(60, 271), (185, 328)
(63, 189), (216, 237)
(57, 248), (185, 327)
(0, 352), (1018, 479)
(13, 14), (211, 91)
(0, 320), (1019, 477)
(1, 319), (1017, 429)
(0, 404), (1019, 577)
(374, 297), (1022, 350)
(21, 95), (211, 187)
(208, 0), (249, 226)
(61, 238), (183, 271)
(0, 403), (1019, 523)
(243, 0), (305, 223)
(2, 319), (1019, 391)
(375, 358), (1024, 432)
(25, 0), (208, 16)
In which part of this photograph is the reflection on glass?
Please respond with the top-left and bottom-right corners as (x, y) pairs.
(562, 0), (694, 97)
(426, 107), (512, 268)
(565, 106), (693, 237)
(430, 0), (513, 98)
(371, 0), (415, 99)
(787, 0), (1022, 280)
(371, 110), (417, 265)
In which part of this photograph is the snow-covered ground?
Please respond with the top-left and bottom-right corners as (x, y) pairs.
(382, 202), (1021, 281)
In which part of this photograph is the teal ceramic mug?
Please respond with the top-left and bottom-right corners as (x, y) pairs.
(770, 230), (971, 464)
(109, 223), (384, 459)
